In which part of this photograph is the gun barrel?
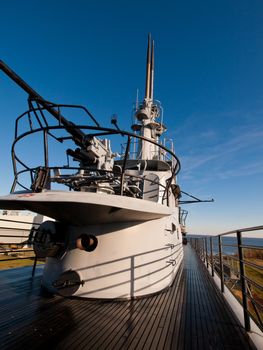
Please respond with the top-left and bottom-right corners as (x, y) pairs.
(0, 60), (85, 147)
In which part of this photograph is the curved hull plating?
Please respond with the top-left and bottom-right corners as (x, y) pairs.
(42, 211), (183, 299)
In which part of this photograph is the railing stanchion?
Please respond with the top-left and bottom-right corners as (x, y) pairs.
(202, 238), (205, 263)
(120, 136), (131, 196)
(205, 237), (208, 268)
(237, 230), (251, 331)
(210, 236), (214, 277)
(218, 236), (224, 292)
(32, 255), (37, 277)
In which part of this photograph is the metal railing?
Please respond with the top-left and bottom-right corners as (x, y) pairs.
(189, 225), (263, 332)
(10, 102), (181, 206)
(0, 218), (42, 275)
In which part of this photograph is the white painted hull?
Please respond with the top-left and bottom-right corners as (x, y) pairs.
(42, 209), (183, 299)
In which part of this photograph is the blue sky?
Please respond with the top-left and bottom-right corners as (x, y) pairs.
(0, 0), (262, 235)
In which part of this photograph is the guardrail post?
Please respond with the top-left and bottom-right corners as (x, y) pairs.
(200, 239), (203, 260)
(120, 136), (131, 196)
(32, 256), (37, 277)
(205, 237), (208, 268)
(210, 237), (214, 277)
(237, 230), (251, 331)
(201, 238), (205, 262)
(218, 236), (224, 292)
(202, 238), (205, 262)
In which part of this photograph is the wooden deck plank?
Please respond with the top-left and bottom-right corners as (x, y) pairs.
(131, 271), (179, 349)
(101, 299), (148, 350)
(0, 246), (256, 350)
(146, 268), (184, 349)
(116, 292), (166, 349)
(161, 271), (186, 349)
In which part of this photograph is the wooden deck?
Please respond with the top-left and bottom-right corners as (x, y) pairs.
(0, 246), (256, 349)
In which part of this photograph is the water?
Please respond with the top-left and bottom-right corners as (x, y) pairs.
(220, 237), (263, 255)
(188, 236), (263, 256)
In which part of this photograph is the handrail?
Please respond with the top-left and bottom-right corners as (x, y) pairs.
(11, 125), (180, 173)
(9, 101), (180, 197)
(10, 119), (180, 203)
(0, 218), (41, 225)
(218, 225), (263, 236)
(189, 226), (263, 333)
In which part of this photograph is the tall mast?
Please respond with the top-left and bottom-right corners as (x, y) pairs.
(150, 40), (154, 101)
(145, 34), (151, 101)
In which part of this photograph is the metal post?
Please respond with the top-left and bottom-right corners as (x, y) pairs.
(200, 238), (205, 261)
(237, 230), (251, 331)
(203, 238), (206, 262)
(201, 238), (204, 261)
(133, 136), (136, 160)
(120, 136), (131, 196)
(43, 129), (49, 168)
(32, 255), (37, 277)
(218, 236), (224, 292)
(43, 129), (50, 190)
(210, 236), (214, 277)
(205, 237), (208, 268)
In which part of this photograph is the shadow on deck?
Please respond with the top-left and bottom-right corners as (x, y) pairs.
(0, 246), (256, 350)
